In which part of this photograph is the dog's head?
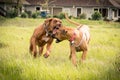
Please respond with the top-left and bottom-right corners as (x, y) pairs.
(44, 18), (62, 36)
(52, 28), (68, 43)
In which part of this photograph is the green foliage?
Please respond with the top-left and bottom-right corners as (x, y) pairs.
(7, 9), (17, 18)
(92, 11), (102, 20)
(78, 13), (86, 19)
(36, 12), (40, 16)
(59, 12), (65, 19)
(53, 15), (58, 18)
(32, 13), (38, 18)
(26, 11), (32, 18)
(0, 18), (120, 80)
(21, 12), (28, 18)
(54, 12), (65, 19)
(68, 15), (72, 19)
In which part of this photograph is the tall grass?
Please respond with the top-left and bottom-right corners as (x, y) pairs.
(0, 17), (120, 80)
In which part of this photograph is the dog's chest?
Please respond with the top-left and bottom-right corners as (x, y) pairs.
(38, 36), (51, 46)
(42, 36), (50, 42)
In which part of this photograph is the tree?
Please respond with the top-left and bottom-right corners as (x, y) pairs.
(15, 0), (25, 16)
(5, 0), (25, 16)
(40, 0), (56, 12)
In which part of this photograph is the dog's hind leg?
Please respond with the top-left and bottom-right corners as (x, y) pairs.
(70, 45), (77, 66)
(81, 50), (87, 62)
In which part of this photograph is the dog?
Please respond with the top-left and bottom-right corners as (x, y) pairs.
(52, 14), (90, 66)
(29, 18), (62, 58)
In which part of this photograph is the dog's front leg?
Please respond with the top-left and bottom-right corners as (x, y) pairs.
(31, 37), (37, 58)
(43, 39), (53, 58)
(39, 46), (44, 56)
(70, 45), (77, 66)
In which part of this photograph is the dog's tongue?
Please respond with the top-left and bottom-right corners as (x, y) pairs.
(53, 29), (57, 34)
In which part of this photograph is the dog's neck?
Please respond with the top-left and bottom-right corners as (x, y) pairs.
(63, 27), (76, 41)
(43, 23), (51, 37)
(62, 27), (82, 46)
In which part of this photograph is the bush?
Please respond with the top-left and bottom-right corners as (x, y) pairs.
(32, 13), (38, 18)
(92, 11), (102, 20)
(59, 12), (65, 19)
(7, 9), (17, 18)
(36, 12), (40, 16)
(26, 11), (32, 18)
(53, 15), (58, 18)
(55, 13), (65, 19)
(21, 12), (28, 18)
(47, 14), (52, 18)
(79, 13), (86, 19)
(68, 15), (72, 19)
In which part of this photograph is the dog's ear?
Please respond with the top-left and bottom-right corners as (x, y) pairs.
(61, 30), (67, 35)
(44, 18), (53, 26)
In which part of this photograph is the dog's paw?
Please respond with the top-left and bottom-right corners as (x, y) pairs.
(43, 53), (49, 58)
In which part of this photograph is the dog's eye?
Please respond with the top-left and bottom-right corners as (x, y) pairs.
(54, 20), (57, 23)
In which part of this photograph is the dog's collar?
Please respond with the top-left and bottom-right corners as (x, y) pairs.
(69, 29), (85, 47)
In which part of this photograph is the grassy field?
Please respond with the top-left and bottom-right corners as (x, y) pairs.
(0, 17), (120, 80)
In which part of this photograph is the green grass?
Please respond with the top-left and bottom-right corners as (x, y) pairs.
(0, 17), (120, 80)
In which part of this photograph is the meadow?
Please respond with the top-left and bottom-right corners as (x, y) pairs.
(0, 16), (120, 80)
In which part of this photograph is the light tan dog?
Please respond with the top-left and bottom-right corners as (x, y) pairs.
(29, 18), (62, 58)
(52, 14), (90, 66)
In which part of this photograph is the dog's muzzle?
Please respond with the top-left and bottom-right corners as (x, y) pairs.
(51, 34), (62, 43)
(56, 39), (62, 43)
(55, 39), (61, 43)
(52, 25), (62, 43)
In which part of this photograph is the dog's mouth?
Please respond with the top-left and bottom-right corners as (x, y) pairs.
(55, 38), (62, 43)
(52, 26), (60, 37)
(52, 25), (62, 43)
(46, 25), (60, 37)
(51, 34), (62, 43)
(53, 25), (60, 30)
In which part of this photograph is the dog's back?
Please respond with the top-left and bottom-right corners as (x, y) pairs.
(77, 25), (90, 44)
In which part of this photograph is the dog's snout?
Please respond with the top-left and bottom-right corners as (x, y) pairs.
(57, 21), (61, 26)
(57, 21), (61, 24)
(58, 24), (61, 27)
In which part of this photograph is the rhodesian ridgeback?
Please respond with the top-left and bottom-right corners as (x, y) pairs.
(52, 14), (90, 66)
(29, 18), (62, 58)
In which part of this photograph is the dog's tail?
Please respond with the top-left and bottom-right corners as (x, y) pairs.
(64, 13), (82, 26)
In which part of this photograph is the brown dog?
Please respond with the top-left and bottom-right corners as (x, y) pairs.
(29, 18), (62, 58)
(52, 14), (90, 66)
